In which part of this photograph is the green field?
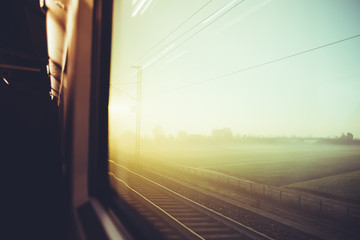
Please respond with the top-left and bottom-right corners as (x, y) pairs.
(137, 141), (360, 202)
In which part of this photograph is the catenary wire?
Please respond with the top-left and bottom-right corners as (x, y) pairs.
(147, 33), (360, 97)
(112, 0), (213, 85)
(113, 0), (245, 84)
(137, 0), (247, 67)
(133, 0), (213, 66)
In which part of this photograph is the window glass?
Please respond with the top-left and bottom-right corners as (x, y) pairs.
(108, 1), (360, 238)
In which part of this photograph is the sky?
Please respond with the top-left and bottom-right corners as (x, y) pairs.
(109, 0), (360, 139)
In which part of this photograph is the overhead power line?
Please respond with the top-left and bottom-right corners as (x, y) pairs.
(114, 0), (213, 83)
(149, 33), (360, 96)
(137, 0), (247, 67)
(133, 0), (213, 65)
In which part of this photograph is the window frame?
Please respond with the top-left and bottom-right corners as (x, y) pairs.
(87, 1), (170, 239)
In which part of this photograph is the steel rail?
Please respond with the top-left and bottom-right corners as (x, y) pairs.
(109, 171), (205, 240)
(109, 160), (274, 240)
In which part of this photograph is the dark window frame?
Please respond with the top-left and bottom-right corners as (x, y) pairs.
(88, 0), (113, 199)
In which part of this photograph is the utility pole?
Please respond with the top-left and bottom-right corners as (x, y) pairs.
(132, 65), (142, 163)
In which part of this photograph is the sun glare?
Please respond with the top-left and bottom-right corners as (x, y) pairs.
(109, 102), (132, 116)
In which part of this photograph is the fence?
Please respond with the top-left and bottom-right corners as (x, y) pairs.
(145, 161), (360, 226)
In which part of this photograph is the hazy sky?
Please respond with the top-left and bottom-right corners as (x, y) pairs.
(109, 0), (360, 138)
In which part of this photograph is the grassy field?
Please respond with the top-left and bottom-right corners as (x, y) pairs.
(285, 170), (360, 202)
(137, 141), (360, 202)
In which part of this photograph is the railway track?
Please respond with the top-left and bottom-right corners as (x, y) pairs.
(109, 160), (273, 240)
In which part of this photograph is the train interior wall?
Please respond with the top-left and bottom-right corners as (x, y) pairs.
(0, 1), (66, 239)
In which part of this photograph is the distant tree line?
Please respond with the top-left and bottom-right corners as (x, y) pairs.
(149, 126), (358, 145)
(116, 126), (360, 146)
(319, 132), (360, 145)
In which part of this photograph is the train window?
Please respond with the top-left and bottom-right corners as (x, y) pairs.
(108, 0), (360, 239)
